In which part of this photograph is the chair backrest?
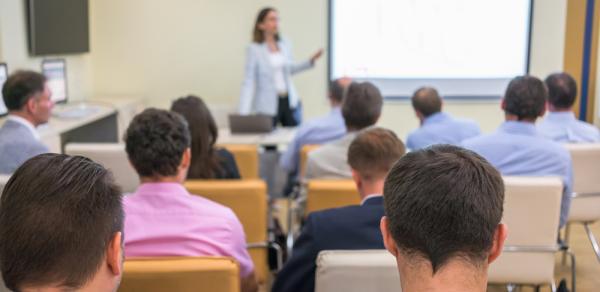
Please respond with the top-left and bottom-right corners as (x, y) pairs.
(299, 144), (320, 179)
(315, 250), (401, 292)
(488, 176), (563, 286)
(119, 257), (240, 292)
(305, 179), (360, 216)
(184, 179), (268, 284)
(219, 144), (259, 179)
(0, 174), (11, 195)
(564, 143), (600, 222)
(64, 143), (139, 193)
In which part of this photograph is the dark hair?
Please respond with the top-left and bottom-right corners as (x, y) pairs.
(329, 78), (347, 103)
(0, 154), (123, 290)
(348, 127), (405, 180)
(383, 145), (504, 273)
(171, 95), (223, 179)
(342, 82), (383, 130)
(2, 70), (47, 111)
(124, 108), (191, 178)
(411, 87), (442, 117)
(253, 7), (280, 43)
(545, 72), (578, 109)
(503, 75), (547, 120)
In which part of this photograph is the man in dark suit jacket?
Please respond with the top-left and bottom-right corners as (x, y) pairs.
(272, 127), (406, 292)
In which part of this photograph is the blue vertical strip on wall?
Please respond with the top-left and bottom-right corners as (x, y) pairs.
(579, 0), (595, 121)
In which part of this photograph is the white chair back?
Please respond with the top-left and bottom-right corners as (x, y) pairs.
(315, 250), (401, 292)
(564, 143), (600, 222)
(488, 176), (563, 286)
(65, 143), (138, 193)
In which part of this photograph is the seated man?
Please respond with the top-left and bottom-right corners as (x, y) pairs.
(123, 108), (257, 292)
(406, 86), (480, 150)
(272, 127), (405, 292)
(463, 75), (572, 227)
(0, 153), (124, 292)
(538, 72), (600, 142)
(0, 71), (54, 174)
(381, 145), (507, 292)
(305, 82), (383, 179)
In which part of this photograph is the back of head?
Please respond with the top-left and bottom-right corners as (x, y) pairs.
(342, 82), (383, 130)
(124, 108), (191, 178)
(545, 72), (577, 110)
(170, 95), (220, 179)
(503, 75), (547, 120)
(0, 153), (123, 291)
(411, 87), (442, 117)
(383, 145), (504, 273)
(2, 70), (46, 111)
(348, 127), (405, 181)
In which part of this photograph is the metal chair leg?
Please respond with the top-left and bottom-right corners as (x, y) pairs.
(562, 223), (571, 265)
(568, 250), (577, 292)
(583, 222), (600, 263)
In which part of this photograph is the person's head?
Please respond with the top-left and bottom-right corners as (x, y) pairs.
(545, 72), (578, 111)
(0, 154), (124, 292)
(502, 75), (547, 122)
(124, 108), (191, 183)
(2, 70), (54, 126)
(342, 82), (383, 131)
(171, 95), (222, 179)
(328, 77), (352, 106)
(411, 87), (442, 121)
(348, 127), (405, 198)
(253, 7), (280, 43)
(381, 145), (507, 291)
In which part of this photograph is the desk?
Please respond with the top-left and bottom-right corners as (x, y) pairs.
(217, 127), (297, 146)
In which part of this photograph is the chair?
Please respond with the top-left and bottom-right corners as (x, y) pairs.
(299, 144), (320, 179)
(64, 143), (138, 193)
(0, 174), (11, 194)
(119, 257), (240, 292)
(315, 250), (401, 292)
(487, 176), (563, 291)
(564, 143), (600, 263)
(184, 179), (275, 284)
(219, 144), (259, 179)
(305, 179), (360, 216)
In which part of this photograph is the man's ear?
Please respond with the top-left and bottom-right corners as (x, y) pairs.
(25, 97), (37, 114)
(500, 98), (506, 111)
(107, 232), (123, 276)
(380, 217), (399, 257)
(488, 223), (508, 263)
(181, 148), (191, 169)
(351, 169), (362, 193)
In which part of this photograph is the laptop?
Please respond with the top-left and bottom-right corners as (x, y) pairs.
(229, 114), (273, 134)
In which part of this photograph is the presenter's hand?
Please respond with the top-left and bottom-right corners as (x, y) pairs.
(310, 49), (324, 64)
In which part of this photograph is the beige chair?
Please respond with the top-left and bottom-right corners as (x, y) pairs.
(305, 179), (360, 216)
(64, 143), (139, 193)
(315, 250), (401, 292)
(184, 179), (274, 285)
(0, 174), (11, 194)
(564, 143), (600, 263)
(487, 176), (563, 291)
(219, 144), (259, 179)
(119, 257), (240, 292)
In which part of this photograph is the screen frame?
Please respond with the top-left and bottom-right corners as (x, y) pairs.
(0, 63), (8, 117)
(41, 58), (69, 105)
(327, 0), (535, 100)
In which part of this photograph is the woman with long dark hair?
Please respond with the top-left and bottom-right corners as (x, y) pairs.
(239, 7), (323, 126)
(171, 95), (240, 179)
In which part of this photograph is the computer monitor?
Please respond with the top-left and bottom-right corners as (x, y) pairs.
(41, 59), (68, 104)
(0, 63), (8, 117)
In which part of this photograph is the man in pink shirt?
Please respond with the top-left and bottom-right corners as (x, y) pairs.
(123, 108), (258, 292)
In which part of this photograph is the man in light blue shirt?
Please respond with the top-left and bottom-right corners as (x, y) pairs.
(406, 87), (480, 150)
(279, 78), (350, 177)
(538, 72), (600, 143)
(462, 76), (572, 227)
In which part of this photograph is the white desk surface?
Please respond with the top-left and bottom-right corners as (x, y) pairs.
(217, 127), (297, 146)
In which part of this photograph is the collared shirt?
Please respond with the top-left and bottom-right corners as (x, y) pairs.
(462, 121), (573, 227)
(123, 182), (254, 276)
(406, 112), (480, 150)
(304, 132), (357, 179)
(538, 111), (600, 143)
(7, 115), (39, 140)
(361, 194), (382, 206)
(279, 107), (346, 173)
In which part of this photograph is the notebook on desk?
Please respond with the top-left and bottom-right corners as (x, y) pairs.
(228, 114), (273, 134)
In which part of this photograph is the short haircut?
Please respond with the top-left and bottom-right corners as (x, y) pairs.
(348, 127), (405, 180)
(503, 75), (547, 120)
(383, 145), (504, 273)
(124, 108), (191, 177)
(545, 72), (578, 109)
(411, 87), (442, 117)
(2, 70), (47, 111)
(0, 154), (123, 290)
(329, 78), (346, 103)
(342, 82), (383, 130)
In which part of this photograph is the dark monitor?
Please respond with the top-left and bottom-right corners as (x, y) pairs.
(0, 63), (7, 116)
(42, 59), (68, 104)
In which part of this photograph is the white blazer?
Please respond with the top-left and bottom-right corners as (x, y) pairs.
(238, 38), (313, 115)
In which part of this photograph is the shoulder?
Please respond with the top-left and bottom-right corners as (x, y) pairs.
(186, 193), (239, 219)
(216, 148), (235, 160)
(461, 133), (494, 148)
